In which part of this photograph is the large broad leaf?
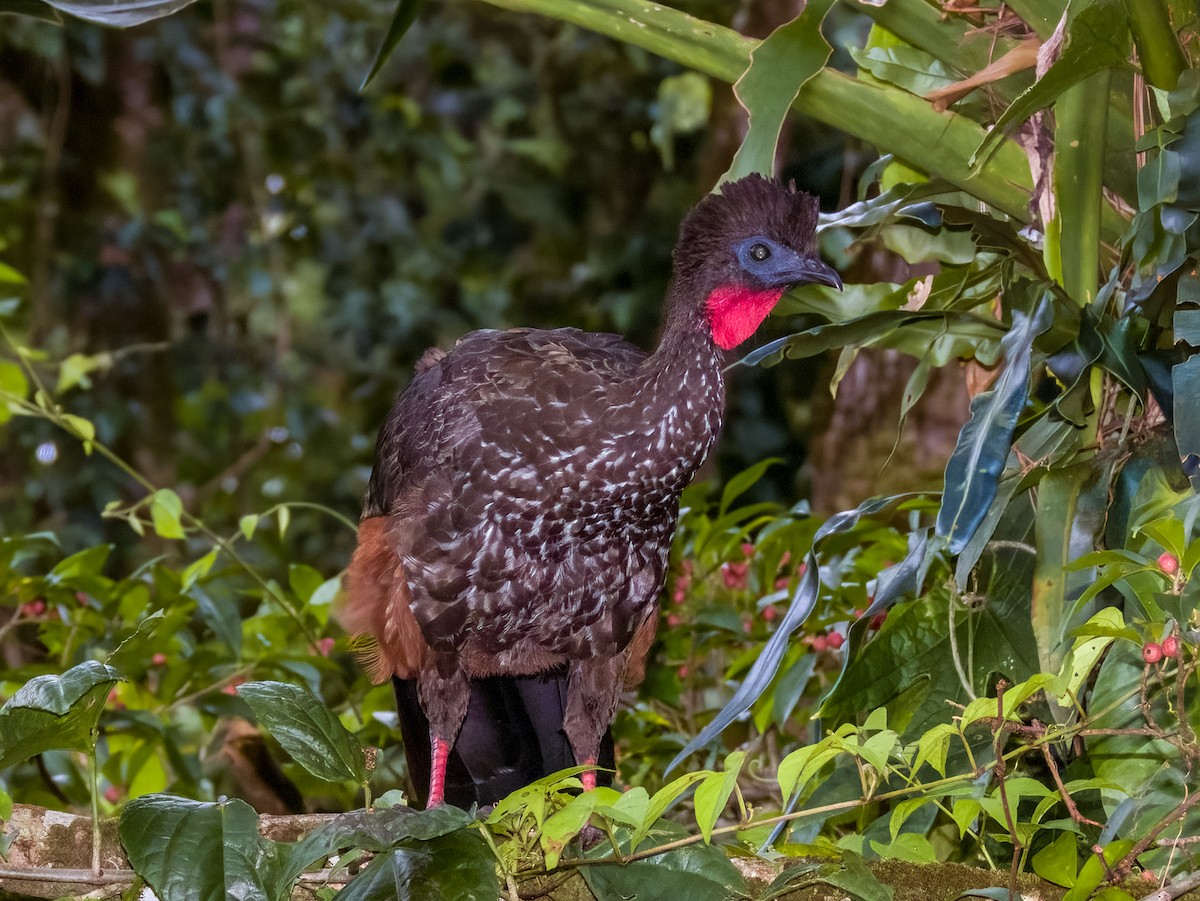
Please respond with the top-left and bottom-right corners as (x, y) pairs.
(336, 830), (498, 901)
(722, 0), (836, 183)
(936, 291), (1054, 554)
(120, 796), (294, 901)
(820, 514), (1040, 738)
(237, 681), (366, 785)
(667, 494), (926, 772)
(0, 661), (124, 768)
(582, 822), (747, 901)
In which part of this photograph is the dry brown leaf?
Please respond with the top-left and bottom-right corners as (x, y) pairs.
(926, 39), (1041, 111)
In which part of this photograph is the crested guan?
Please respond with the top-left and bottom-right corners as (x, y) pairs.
(341, 174), (840, 808)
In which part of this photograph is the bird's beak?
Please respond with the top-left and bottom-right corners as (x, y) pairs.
(790, 258), (842, 291)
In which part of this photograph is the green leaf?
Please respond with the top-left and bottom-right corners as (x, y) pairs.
(150, 488), (186, 540)
(237, 681), (366, 784)
(180, 548), (219, 591)
(631, 770), (712, 850)
(1032, 830), (1078, 888)
(120, 796), (293, 901)
(0, 360), (28, 424)
(583, 821), (747, 901)
(719, 458), (779, 515)
(50, 544), (111, 579)
(0, 261), (28, 283)
(972, 0), (1131, 169)
(817, 850), (894, 901)
(541, 792), (600, 868)
(56, 351), (113, 393)
(0, 662), (124, 768)
(0, 0), (62, 22)
(937, 292), (1053, 553)
(722, 0), (836, 183)
(360, 0), (430, 91)
(337, 829), (497, 901)
(239, 513), (259, 540)
(693, 750), (745, 843)
(38, 0), (200, 26)
(60, 412), (95, 445)
(1062, 840), (1134, 901)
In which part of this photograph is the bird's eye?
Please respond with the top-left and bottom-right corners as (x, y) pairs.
(749, 243), (771, 262)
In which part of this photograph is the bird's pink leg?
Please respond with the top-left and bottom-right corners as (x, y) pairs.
(427, 735), (451, 808)
(581, 757), (597, 792)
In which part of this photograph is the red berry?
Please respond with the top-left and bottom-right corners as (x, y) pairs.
(315, 637), (335, 657)
(1143, 642), (1164, 664)
(870, 612), (888, 631)
(666, 613), (682, 628)
(741, 543), (756, 557)
(1162, 635), (1180, 659)
(21, 599), (46, 617)
(678, 664), (690, 679)
(721, 561), (748, 590)
(810, 634), (828, 652)
(151, 652), (167, 666)
(672, 587), (686, 604)
(762, 605), (777, 622)
(1158, 553), (1179, 575)
(826, 632), (845, 649)
(103, 785), (121, 804)
(774, 577), (790, 590)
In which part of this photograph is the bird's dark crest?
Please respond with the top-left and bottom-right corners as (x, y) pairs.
(677, 173), (820, 263)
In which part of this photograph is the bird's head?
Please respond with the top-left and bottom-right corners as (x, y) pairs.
(675, 174), (841, 350)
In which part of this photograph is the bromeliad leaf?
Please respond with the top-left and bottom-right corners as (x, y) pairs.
(936, 292), (1054, 554)
(237, 681), (367, 785)
(722, 0), (836, 183)
(0, 661), (124, 768)
(668, 493), (926, 772)
(36, 0), (201, 25)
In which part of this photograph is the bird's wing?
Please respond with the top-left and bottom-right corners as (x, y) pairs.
(363, 327), (648, 518)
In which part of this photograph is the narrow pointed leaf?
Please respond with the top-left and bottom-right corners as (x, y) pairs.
(360, 0), (429, 91)
(937, 293), (1053, 553)
(39, 0), (200, 25)
(693, 751), (745, 842)
(237, 681), (366, 784)
(722, 0), (836, 183)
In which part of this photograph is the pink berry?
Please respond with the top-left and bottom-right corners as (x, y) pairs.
(666, 614), (682, 628)
(103, 785), (121, 804)
(1162, 635), (1180, 659)
(672, 587), (686, 604)
(775, 577), (790, 590)
(810, 634), (828, 652)
(762, 605), (777, 622)
(1158, 553), (1179, 575)
(678, 665), (690, 679)
(315, 637), (335, 657)
(826, 632), (845, 649)
(22, 599), (46, 617)
(721, 561), (748, 590)
(1143, 642), (1164, 664)
(151, 652), (167, 666)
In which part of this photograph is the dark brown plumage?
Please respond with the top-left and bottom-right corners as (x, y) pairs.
(341, 175), (838, 807)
